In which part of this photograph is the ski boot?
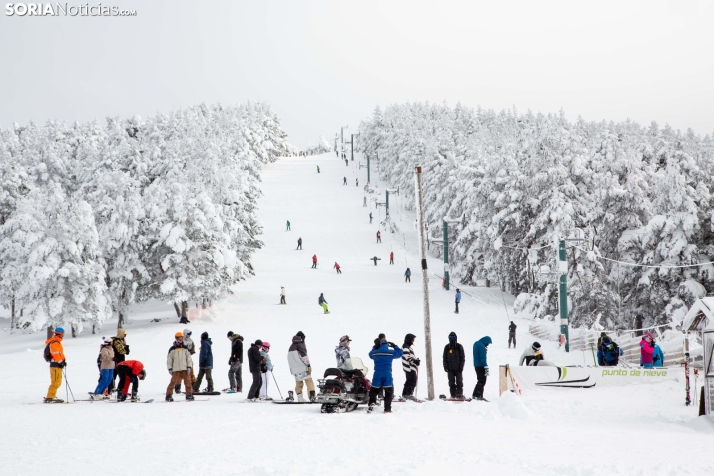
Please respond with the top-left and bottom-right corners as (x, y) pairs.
(165, 394), (174, 402)
(297, 393), (306, 403)
(384, 408), (392, 413)
(44, 397), (64, 403)
(286, 391), (294, 402)
(309, 390), (316, 403)
(130, 393), (138, 403)
(367, 403), (375, 413)
(186, 394), (195, 401)
(117, 392), (127, 402)
(406, 395), (419, 402)
(475, 397), (489, 402)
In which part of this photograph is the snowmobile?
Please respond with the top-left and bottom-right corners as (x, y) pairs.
(317, 358), (371, 413)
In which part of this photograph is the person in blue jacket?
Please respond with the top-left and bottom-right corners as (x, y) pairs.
(472, 336), (492, 401)
(597, 336), (623, 366)
(193, 332), (214, 393)
(652, 343), (665, 367)
(455, 289), (462, 314)
(368, 336), (403, 413)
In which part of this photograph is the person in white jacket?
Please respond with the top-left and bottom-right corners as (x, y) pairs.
(166, 332), (194, 401)
(280, 287), (286, 305)
(519, 342), (556, 366)
(287, 331), (315, 402)
(259, 342), (274, 400)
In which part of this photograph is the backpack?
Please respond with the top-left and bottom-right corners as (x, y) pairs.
(43, 342), (53, 362)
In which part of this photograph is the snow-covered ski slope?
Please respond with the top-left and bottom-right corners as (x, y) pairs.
(1, 153), (712, 475)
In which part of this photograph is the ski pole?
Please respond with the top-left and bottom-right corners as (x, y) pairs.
(64, 367), (76, 402)
(270, 370), (283, 400)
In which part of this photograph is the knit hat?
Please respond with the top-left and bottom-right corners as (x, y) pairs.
(227, 331), (234, 338)
(201, 332), (209, 340)
(532, 342), (541, 351)
(262, 341), (271, 349)
(254, 339), (263, 346)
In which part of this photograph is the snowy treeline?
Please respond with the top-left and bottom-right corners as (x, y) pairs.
(302, 135), (334, 155)
(0, 103), (289, 333)
(359, 103), (714, 330)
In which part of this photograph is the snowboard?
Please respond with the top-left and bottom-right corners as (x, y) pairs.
(439, 395), (472, 402)
(162, 398), (210, 403)
(272, 400), (319, 404)
(193, 391), (221, 396)
(390, 397), (424, 403)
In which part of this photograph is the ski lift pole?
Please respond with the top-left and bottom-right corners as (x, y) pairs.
(415, 166), (435, 401)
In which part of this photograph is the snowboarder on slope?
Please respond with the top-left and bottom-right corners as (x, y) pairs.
(370, 256), (381, 266)
(317, 165), (320, 173)
(401, 333), (420, 400)
(390, 251), (394, 265)
(318, 293), (329, 314)
(363, 196), (367, 207)
(193, 332), (214, 393)
(454, 289), (461, 314)
(116, 360), (146, 402)
(246, 340), (265, 401)
(472, 336), (492, 401)
(369, 212), (373, 224)
(312, 254), (318, 269)
(405, 268), (411, 282)
(508, 321), (517, 348)
(166, 332), (194, 402)
(91, 337), (115, 400)
(280, 286), (286, 304)
(640, 332), (655, 369)
(356, 178), (359, 186)
(44, 327), (67, 403)
(334, 262), (342, 274)
(296, 237), (302, 250)
(376, 230), (381, 243)
(260, 342), (273, 400)
(288, 331), (316, 402)
(286, 220), (291, 231)
(335, 335), (351, 367)
(368, 337), (403, 413)
(343, 177), (347, 185)
(227, 331), (244, 392)
(442, 332), (465, 399)
(108, 328), (129, 394)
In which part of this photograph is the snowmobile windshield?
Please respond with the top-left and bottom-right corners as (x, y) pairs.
(339, 357), (369, 375)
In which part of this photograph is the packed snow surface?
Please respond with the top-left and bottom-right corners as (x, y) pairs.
(0, 153), (711, 475)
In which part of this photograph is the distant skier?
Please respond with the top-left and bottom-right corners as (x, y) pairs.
(166, 332), (193, 401)
(317, 165), (320, 173)
(345, 159), (348, 166)
(369, 212), (373, 224)
(376, 230), (381, 243)
(343, 177), (347, 185)
(356, 178), (359, 186)
(91, 337), (115, 400)
(370, 256), (381, 266)
(193, 332), (214, 393)
(260, 342), (273, 400)
(280, 286), (286, 304)
(318, 293), (329, 314)
(44, 327), (66, 403)
(454, 288), (461, 314)
(288, 331), (316, 402)
(115, 360), (146, 402)
(312, 254), (318, 269)
(442, 332), (465, 399)
(296, 237), (302, 250)
(286, 220), (291, 231)
(363, 196), (367, 207)
(368, 337), (403, 413)
(640, 333), (655, 369)
(389, 251), (394, 265)
(519, 342), (543, 366)
(405, 267), (411, 282)
(508, 321), (517, 348)
(335, 335), (351, 367)
(597, 336), (623, 366)
(401, 333), (420, 400)
(247, 340), (265, 401)
(472, 336), (492, 401)
(334, 262), (342, 274)
(227, 331), (244, 392)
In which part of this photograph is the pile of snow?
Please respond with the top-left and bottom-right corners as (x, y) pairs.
(498, 391), (539, 420)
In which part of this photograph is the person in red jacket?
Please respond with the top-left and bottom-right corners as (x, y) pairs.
(116, 360), (146, 402)
(311, 254), (318, 269)
(389, 251), (394, 265)
(376, 231), (381, 243)
(334, 262), (342, 274)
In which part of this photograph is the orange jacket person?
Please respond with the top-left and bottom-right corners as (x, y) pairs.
(45, 327), (67, 403)
(116, 360), (146, 402)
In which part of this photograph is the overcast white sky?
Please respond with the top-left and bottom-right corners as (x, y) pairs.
(1, 0), (713, 148)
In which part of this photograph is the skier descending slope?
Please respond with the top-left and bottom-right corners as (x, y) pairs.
(280, 286), (286, 304)
(334, 262), (342, 274)
(443, 332), (465, 399)
(368, 337), (403, 413)
(44, 327), (67, 403)
(343, 177), (347, 185)
(471, 336), (492, 401)
(370, 256), (381, 266)
(454, 289), (461, 314)
(287, 331), (316, 402)
(318, 293), (329, 314)
(312, 254), (318, 269)
(376, 230), (381, 243)
(296, 237), (302, 250)
(405, 268), (411, 282)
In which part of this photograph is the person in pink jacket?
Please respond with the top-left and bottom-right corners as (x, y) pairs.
(640, 332), (655, 369)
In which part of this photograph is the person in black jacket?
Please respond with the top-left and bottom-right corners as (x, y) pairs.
(508, 321), (517, 348)
(227, 331), (244, 392)
(246, 340), (265, 401)
(442, 331), (465, 398)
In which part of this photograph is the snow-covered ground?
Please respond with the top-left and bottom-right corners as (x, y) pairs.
(1, 153), (712, 475)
